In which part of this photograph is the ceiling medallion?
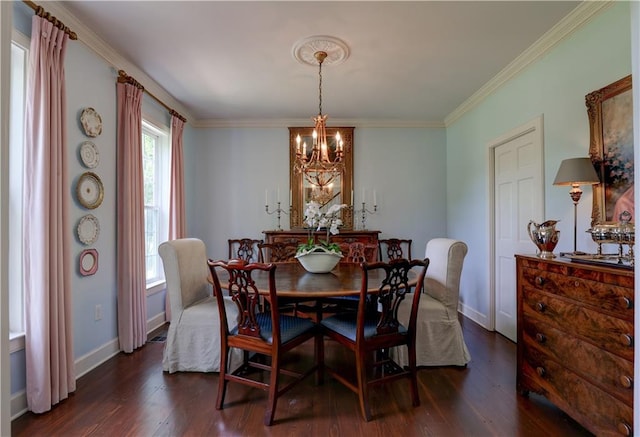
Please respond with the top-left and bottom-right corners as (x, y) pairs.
(292, 35), (350, 67)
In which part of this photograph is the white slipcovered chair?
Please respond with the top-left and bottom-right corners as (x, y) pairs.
(159, 238), (240, 373)
(391, 238), (471, 367)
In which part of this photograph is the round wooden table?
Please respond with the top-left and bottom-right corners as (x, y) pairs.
(250, 262), (418, 298)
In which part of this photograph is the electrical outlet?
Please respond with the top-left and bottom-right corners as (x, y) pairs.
(95, 304), (102, 321)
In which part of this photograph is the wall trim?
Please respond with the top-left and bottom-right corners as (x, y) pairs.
(191, 118), (445, 129)
(444, 0), (613, 126)
(459, 303), (489, 330)
(12, 313), (167, 419)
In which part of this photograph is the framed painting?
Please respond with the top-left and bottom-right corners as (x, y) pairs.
(587, 75), (633, 225)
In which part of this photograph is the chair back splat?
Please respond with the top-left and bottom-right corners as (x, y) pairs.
(378, 238), (412, 261)
(228, 238), (263, 262)
(320, 258), (429, 421)
(208, 258), (320, 426)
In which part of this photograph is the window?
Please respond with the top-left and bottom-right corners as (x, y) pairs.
(9, 31), (29, 337)
(142, 120), (169, 287)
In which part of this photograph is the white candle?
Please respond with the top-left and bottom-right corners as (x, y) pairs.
(265, 189), (268, 206)
(289, 189), (292, 207)
(373, 190), (377, 206)
(362, 188), (365, 203)
(277, 187), (280, 202)
(351, 190), (354, 205)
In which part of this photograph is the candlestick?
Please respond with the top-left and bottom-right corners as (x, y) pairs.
(265, 200), (290, 231)
(355, 201), (378, 230)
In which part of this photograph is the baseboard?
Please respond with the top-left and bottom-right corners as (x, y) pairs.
(11, 312), (167, 419)
(10, 390), (27, 421)
(459, 303), (490, 330)
(147, 312), (167, 334)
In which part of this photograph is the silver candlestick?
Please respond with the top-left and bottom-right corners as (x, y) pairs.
(355, 202), (377, 230)
(265, 201), (290, 231)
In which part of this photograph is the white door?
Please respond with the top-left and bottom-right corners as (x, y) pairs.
(492, 119), (543, 342)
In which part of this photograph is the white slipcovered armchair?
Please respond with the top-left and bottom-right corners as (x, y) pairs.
(391, 238), (471, 367)
(159, 238), (240, 373)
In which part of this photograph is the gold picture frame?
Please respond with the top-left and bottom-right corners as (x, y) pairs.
(587, 75), (633, 225)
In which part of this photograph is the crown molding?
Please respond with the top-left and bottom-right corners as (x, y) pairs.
(444, 0), (614, 127)
(192, 118), (445, 129)
(44, 1), (194, 123)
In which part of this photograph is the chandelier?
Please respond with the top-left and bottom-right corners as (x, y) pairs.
(293, 51), (344, 194)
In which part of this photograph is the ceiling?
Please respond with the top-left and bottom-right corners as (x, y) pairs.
(58, 1), (582, 126)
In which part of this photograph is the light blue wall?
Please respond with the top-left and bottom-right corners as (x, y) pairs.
(446, 2), (631, 325)
(185, 127), (448, 261)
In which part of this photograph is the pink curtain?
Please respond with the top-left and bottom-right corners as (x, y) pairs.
(116, 81), (147, 352)
(23, 15), (75, 413)
(165, 114), (186, 322)
(168, 114), (186, 240)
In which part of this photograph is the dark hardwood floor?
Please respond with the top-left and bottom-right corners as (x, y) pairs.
(12, 317), (592, 436)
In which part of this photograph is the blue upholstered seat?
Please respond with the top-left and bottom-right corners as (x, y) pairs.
(321, 313), (407, 342)
(231, 313), (316, 344)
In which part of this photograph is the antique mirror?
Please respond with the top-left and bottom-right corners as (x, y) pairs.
(289, 126), (354, 229)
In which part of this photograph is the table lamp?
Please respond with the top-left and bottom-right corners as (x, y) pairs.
(553, 157), (600, 254)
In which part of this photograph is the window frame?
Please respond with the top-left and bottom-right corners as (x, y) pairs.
(9, 29), (29, 346)
(142, 117), (170, 291)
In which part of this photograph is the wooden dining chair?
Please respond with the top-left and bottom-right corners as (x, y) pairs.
(208, 259), (321, 426)
(342, 241), (379, 263)
(378, 238), (412, 261)
(228, 238), (263, 262)
(258, 241), (299, 263)
(320, 258), (429, 421)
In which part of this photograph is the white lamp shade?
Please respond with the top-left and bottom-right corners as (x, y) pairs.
(553, 157), (600, 186)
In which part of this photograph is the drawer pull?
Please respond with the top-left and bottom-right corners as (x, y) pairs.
(536, 366), (546, 377)
(617, 422), (632, 436)
(535, 302), (546, 312)
(621, 296), (633, 309)
(535, 333), (546, 343)
(620, 375), (633, 389)
(621, 334), (634, 347)
(535, 276), (544, 286)
(574, 280), (580, 287)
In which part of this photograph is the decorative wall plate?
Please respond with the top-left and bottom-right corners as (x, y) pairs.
(80, 107), (103, 137)
(77, 214), (100, 245)
(76, 172), (104, 209)
(79, 141), (100, 168)
(79, 249), (99, 276)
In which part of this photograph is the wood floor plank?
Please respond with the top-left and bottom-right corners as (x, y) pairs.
(12, 317), (593, 436)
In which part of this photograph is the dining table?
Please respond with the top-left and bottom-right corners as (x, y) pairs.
(247, 261), (419, 298)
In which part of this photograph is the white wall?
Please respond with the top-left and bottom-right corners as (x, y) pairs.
(446, 2), (631, 326)
(185, 126), (448, 260)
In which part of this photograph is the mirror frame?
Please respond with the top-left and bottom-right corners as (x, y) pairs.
(289, 126), (354, 229)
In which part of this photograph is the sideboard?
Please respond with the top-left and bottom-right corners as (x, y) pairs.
(515, 254), (634, 436)
(263, 229), (380, 262)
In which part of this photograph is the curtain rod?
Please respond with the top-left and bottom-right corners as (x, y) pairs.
(23, 1), (78, 40)
(118, 70), (187, 123)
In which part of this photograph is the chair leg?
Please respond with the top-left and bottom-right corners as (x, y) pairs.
(316, 332), (324, 385)
(216, 344), (229, 410)
(408, 345), (420, 407)
(355, 350), (372, 421)
(264, 353), (280, 426)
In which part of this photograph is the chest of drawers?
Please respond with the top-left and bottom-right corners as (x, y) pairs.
(516, 255), (634, 436)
